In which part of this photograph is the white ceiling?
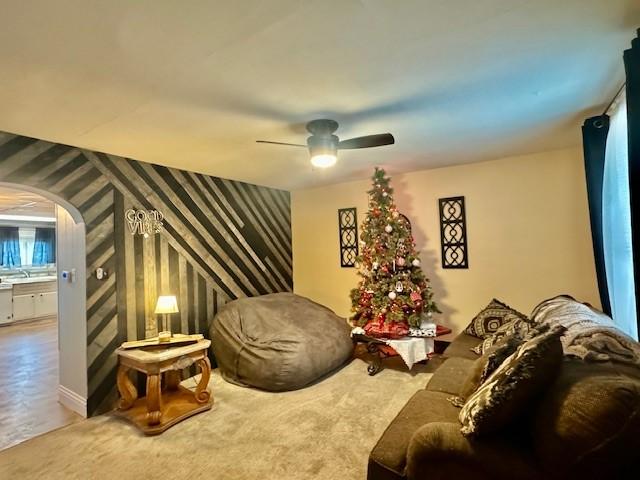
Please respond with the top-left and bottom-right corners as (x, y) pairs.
(0, 1), (637, 191)
(0, 186), (55, 217)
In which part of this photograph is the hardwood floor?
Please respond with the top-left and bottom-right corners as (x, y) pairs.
(0, 317), (82, 451)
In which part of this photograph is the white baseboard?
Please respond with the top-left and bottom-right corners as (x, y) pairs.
(58, 385), (87, 418)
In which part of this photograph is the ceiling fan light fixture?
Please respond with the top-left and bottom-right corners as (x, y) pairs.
(310, 153), (337, 168)
(308, 134), (338, 168)
(256, 119), (394, 170)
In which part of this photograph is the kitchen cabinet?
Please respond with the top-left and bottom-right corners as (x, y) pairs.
(0, 286), (13, 325)
(35, 291), (57, 317)
(13, 293), (36, 321)
(11, 280), (57, 322)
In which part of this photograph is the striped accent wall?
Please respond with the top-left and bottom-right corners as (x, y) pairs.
(0, 130), (292, 415)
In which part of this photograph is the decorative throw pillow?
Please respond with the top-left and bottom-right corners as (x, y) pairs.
(479, 324), (552, 384)
(448, 334), (525, 408)
(464, 299), (528, 339)
(471, 314), (533, 355)
(478, 334), (526, 384)
(459, 324), (566, 437)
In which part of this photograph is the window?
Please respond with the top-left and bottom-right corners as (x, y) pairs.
(603, 92), (638, 339)
(18, 227), (36, 267)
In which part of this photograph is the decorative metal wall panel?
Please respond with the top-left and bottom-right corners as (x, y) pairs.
(0, 129), (292, 415)
(338, 207), (358, 267)
(438, 196), (468, 269)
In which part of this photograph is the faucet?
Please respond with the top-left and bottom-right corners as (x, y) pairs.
(18, 269), (30, 278)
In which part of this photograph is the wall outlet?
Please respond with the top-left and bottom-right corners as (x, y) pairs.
(96, 267), (107, 280)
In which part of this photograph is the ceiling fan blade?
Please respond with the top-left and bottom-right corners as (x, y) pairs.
(256, 140), (306, 148)
(338, 133), (395, 150)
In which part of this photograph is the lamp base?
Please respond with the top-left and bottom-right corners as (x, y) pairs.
(158, 331), (172, 342)
(158, 313), (172, 342)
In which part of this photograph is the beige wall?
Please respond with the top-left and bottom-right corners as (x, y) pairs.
(292, 147), (600, 335)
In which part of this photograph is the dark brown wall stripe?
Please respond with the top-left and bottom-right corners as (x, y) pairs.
(0, 130), (292, 416)
(154, 166), (272, 295)
(177, 171), (276, 288)
(202, 175), (290, 278)
(218, 178), (292, 273)
(240, 182), (291, 249)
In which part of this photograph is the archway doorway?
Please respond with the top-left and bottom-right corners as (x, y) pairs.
(0, 183), (87, 450)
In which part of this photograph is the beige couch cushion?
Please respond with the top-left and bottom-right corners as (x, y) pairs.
(368, 390), (460, 480)
(533, 359), (640, 478)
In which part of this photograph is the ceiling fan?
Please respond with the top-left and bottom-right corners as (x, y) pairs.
(256, 119), (394, 168)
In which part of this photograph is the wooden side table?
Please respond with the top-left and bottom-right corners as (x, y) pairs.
(115, 339), (213, 435)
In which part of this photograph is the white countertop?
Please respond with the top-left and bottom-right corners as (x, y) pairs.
(0, 275), (57, 286)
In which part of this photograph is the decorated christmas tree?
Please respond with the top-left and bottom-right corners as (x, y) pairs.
(350, 167), (439, 337)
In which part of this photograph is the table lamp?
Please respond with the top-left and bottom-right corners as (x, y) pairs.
(155, 295), (179, 342)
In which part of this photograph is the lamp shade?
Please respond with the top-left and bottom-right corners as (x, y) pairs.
(154, 295), (179, 314)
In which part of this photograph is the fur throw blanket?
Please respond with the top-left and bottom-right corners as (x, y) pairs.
(531, 295), (640, 366)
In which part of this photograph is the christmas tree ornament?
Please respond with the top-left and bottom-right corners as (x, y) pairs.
(396, 257), (406, 267)
(382, 191), (388, 197)
(385, 225), (393, 233)
(395, 281), (403, 293)
(412, 259), (421, 267)
(410, 291), (421, 302)
(388, 291), (397, 300)
(392, 210), (399, 218)
(372, 261), (379, 270)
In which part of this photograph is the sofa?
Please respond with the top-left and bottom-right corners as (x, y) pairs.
(367, 297), (640, 480)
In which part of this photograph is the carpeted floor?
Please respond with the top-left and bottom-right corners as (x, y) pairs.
(0, 353), (440, 480)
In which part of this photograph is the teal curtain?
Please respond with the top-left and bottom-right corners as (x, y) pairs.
(0, 227), (21, 267)
(32, 227), (56, 265)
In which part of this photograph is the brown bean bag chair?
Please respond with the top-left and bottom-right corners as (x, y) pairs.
(210, 293), (354, 391)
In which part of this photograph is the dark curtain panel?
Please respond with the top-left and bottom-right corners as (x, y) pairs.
(582, 115), (611, 315)
(0, 226), (21, 267)
(624, 28), (640, 334)
(32, 227), (56, 265)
